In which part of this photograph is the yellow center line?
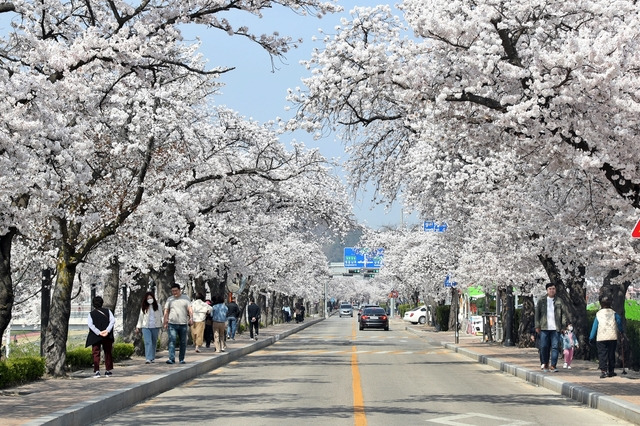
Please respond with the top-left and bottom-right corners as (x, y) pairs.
(351, 322), (367, 426)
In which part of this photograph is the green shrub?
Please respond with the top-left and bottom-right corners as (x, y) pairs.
(397, 304), (412, 317)
(237, 324), (246, 334)
(66, 347), (92, 369)
(66, 342), (134, 371)
(112, 343), (134, 362)
(436, 305), (450, 331)
(0, 357), (45, 389)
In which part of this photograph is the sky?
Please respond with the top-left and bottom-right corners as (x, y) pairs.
(178, 1), (418, 229)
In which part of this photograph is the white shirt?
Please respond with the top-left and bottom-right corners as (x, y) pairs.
(546, 297), (557, 330)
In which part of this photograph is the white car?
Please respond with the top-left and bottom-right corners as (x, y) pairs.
(403, 306), (427, 324)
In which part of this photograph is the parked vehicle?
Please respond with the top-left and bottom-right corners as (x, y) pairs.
(403, 305), (427, 324)
(359, 307), (389, 330)
(339, 303), (353, 317)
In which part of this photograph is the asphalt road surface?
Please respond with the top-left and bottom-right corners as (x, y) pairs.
(98, 316), (630, 425)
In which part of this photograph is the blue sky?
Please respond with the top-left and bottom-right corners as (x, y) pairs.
(179, 1), (416, 229)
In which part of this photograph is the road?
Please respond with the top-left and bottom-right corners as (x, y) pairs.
(99, 316), (630, 425)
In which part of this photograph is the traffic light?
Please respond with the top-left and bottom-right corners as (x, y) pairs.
(363, 269), (379, 278)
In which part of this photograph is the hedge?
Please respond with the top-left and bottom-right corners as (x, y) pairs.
(66, 342), (135, 370)
(0, 357), (46, 389)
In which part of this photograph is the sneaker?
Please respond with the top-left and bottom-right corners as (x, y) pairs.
(145, 360), (151, 364)
(608, 371), (617, 377)
(105, 371), (112, 377)
(563, 363), (568, 369)
(600, 371), (608, 379)
(166, 359), (175, 364)
(549, 366), (558, 373)
(93, 371), (101, 378)
(543, 368), (549, 372)
(179, 360), (186, 364)
(541, 364), (545, 370)
(567, 366), (572, 369)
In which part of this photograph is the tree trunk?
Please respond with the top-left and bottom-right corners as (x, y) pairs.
(563, 265), (589, 359)
(0, 229), (16, 341)
(40, 268), (53, 357)
(44, 250), (77, 376)
(123, 275), (147, 355)
(517, 294), (536, 348)
(102, 256), (120, 312)
(258, 291), (267, 325)
(150, 257), (176, 349)
(193, 276), (208, 300)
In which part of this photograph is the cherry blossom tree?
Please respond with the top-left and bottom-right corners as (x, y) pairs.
(0, 0), (341, 375)
(287, 3), (640, 317)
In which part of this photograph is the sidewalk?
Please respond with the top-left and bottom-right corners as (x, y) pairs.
(404, 322), (640, 424)
(0, 318), (322, 426)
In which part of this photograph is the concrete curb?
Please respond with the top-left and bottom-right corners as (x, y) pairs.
(27, 318), (323, 426)
(404, 326), (640, 424)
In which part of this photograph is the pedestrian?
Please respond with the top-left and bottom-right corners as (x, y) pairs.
(136, 291), (163, 364)
(590, 296), (623, 378)
(562, 323), (579, 369)
(534, 283), (568, 373)
(282, 303), (291, 323)
(85, 296), (116, 378)
(226, 296), (240, 340)
(204, 299), (214, 348)
(211, 295), (228, 352)
(191, 293), (212, 353)
(163, 284), (193, 364)
(247, 297), (260, 340)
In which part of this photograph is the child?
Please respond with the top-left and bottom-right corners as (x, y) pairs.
(562, 324), (579, 369)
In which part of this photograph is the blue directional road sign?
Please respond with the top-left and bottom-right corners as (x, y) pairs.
(344, 247), (384, 268)
(424, 220), (448, 232)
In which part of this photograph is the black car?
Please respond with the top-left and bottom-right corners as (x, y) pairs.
(359, 307), (389, 331)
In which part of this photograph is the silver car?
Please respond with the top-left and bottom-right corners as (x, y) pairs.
(339, 303), (353, 317)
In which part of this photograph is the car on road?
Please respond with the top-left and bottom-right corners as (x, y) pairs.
(357, 303), (380, 317)
(359, 306), (389, 330)
(403, 305), (427, 324)
(339, 303), (353, 317)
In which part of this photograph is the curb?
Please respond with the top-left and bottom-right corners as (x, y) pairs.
(405, 326), (640, 424)
(27, 318), (323, 426)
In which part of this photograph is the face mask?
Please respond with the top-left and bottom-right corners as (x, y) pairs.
(147, 299), (154, 304)
(568, 326), (573, 332)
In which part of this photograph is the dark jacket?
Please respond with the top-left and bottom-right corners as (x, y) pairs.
(247, 303), (260, 323)
(534, 296), (568, 332)
(226, 302), (240, 319)
(85, 307), (114, 347)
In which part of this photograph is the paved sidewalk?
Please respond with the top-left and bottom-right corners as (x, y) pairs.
(0, 318), (321, 426)
(404, 322), (640, 424)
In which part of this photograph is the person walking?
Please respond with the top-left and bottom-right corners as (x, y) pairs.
(562, 323), (579, 369)
(163, 284), (193, 364)
(590, 296), (624, 378)
(86, 296), (116, 378)
(226, 296), (240, 340)
(535, 283), (568, 372)
(204, 299), (214, 348)
(282, 303), (291, 323)
(136, 291), (163, 364)
(191, 293), (212, 353)
(211, 296), (228, 352)
(247, 297), (260, 340)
